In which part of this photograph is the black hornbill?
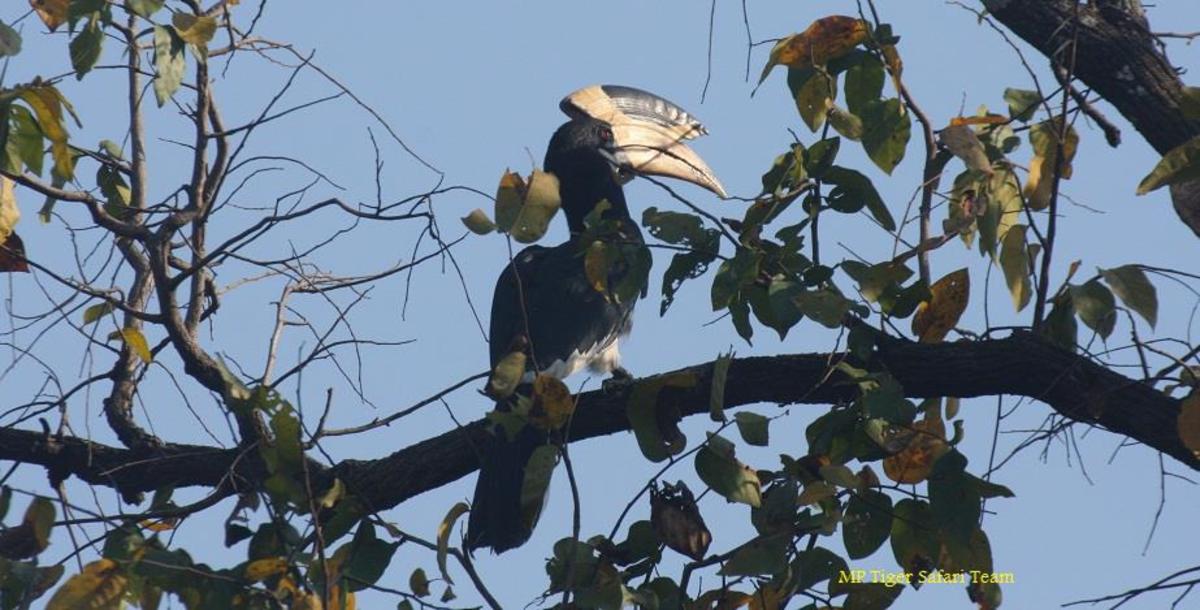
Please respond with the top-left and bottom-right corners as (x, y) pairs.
(467, 85), (725, 553)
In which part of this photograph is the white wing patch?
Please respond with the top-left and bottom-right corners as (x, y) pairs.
(523, 336), (623, 382)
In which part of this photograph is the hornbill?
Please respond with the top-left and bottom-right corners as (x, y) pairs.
(467, 85), (725, 553)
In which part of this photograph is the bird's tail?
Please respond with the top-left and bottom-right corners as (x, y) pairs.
(466, 421), (544, 554)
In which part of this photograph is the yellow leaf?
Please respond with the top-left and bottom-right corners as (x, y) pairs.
(29, 0), (68, 31)
(460, 208), (495, 235)
(1024, 118), (1079, 210)
(319, 478), (345, 509)
(436, 502), (469, 586)
(911, 268), (970, 343)
(694, 589), (752, 610)
(486, 350), (525, 398)
(0, 177), (18, 244)
(139, 517), (177, 532)
(584, 240), (609, 294)
(493, 170), (525, 232)
(1179, 393), (1200, 458)
(17, 85), (75, 180)
(292, 593), (323, 610)
(529, 373), (574, 430)
(171, 13), (218, 46)
(244, 557), (289, 583)
(46, 559), (127, 610)
(120, 326), (153, 364)
(24, 496), (55, 553)
(949, 115), (1007, 127)
(748, 583), (786, 610)
(509, 170), (561, 243)
(882, 412), (948, 484)
(759, 16), (868, 83)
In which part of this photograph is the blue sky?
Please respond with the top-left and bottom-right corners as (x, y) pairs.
(4, 1), (1200, 608)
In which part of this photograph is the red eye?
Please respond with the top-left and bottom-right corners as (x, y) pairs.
(600, 127), (613, 141)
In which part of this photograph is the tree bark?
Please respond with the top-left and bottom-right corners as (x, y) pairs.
(2, 332), (1192, 514)
(982, 0), (1200, 236)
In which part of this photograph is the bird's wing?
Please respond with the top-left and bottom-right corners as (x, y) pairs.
(489, 241), (631, 377)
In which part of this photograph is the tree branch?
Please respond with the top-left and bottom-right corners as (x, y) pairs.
(982, 0), (1200, 236)
(6, 333), (1184, 512)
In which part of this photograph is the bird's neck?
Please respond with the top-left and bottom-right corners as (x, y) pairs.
(562, 176), (631, 235)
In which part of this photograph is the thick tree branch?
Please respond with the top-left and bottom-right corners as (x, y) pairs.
(981, 0), (1200, 236)
(4, 333), (1190, 511)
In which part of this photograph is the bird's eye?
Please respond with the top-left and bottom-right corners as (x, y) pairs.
(599, 127), (613, 142)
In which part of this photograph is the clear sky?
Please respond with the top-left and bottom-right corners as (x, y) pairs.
(4, 1), (1199, 609)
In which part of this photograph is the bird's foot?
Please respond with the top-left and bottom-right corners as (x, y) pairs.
(602, 367), (635, 394)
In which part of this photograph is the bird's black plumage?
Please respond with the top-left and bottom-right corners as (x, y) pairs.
(468, 118), (640, 553)
(467, 86), (721, 554)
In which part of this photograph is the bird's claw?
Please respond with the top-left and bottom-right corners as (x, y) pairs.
(602, 367), (634, 394)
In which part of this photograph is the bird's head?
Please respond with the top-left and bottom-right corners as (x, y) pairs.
(545, 85), (727, 232)
(559, 85), (727, 199)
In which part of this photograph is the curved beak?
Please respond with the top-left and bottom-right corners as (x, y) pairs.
(611, 122), (727, 198)
(562, 84), (728, 199)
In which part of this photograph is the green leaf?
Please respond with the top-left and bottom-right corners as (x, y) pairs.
(729, 295), (753, 343)
(436, 502), (468, 585)
(694, 433), (761, 507)
(1101, 265), (1158, 328)
(999, 225), (1032, 312)
(7, 106), (45, 177)
(938, 124), (991, 174)
(734, 411), (770, 446)
(794, 288), (852, 328)
(928, 450), (979, 553)
(710, 247), (758, 310)
(828, 105), (864, 141)
(660, 247), (718, 315)
(709, 351), (731, 422)
(1070, 279), (1117, 339)
(171, 13), (217, 47)
(1137, 135), (1200, 195)
(890, 499), (939, 577)
(824, 166), (894, 230)
(793, 546), (849, 591)
(844, 53), (884, 115)
(788, 67), (836, 132)
(819, 463), (861, 489)
(460, 208), (495, 234)
(128, 0), (164, 18)
(764, 278), (805, 339)
(342, 523), (400, 592)
(0, 21), (22, 57)
(842, 260), (912, 302)
(152, 26), (186, 107)
(719, 534), (789, 576)
(844, 490), (893, 559)
(627, 372), (694, 462)
(760, 144), (806, 196)
(69, 14), (104, 80)
(519, 445), (558, 532)
(643, 207), (708, 244)
(1041, 293), (1078, 352)
(860, 98), (911, 174)
(805, 137), (841, 180)
(409, 567), (430, 597)
(1003, 88), (1041, 122)
(833, 582), (904, 610)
